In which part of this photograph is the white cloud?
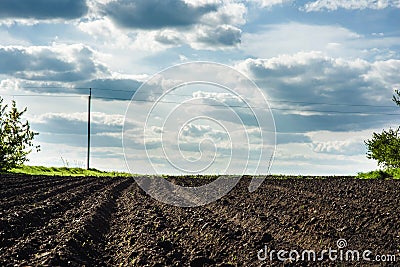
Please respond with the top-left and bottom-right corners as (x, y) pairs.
(236, 51), (400, 135)
(249, 0), (293, 8)
(241, 22), (400, 60)
(33, 112), (124, 126)
(80, 0), (247, 52)
(200, 1), (247, 26)
(242, 23), (361, 59)
(0, 78), (22, 93)
(303, 0), (400, 12)
(181, 123), (228, 141)
(192, 91), (244, 106)
(158, 1), (247, 50)
(365, 59), (400, 89)
(237, 51), (400, 105)
(271, 129), (381, 175)
(78, 18), (177, 53)
(307, 129), (381, 156)
(311, 140), (365, 155)
(183, 0), (221, 7)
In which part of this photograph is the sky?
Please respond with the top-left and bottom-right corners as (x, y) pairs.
(0, 0), (399, 175)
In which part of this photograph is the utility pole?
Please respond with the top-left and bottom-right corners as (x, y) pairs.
(87, 88), (92, 170)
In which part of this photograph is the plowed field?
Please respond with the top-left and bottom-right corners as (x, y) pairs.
(1, 174), (399, 266)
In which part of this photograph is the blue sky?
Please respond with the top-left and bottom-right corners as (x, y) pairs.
(0, 0), (399, 175)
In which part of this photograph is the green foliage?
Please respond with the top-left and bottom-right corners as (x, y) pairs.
(364, 127), (400, 169)
(392, 89), (400, 106)
(8, 165), (132, 177)
(357, 168), (400, 179)
(0, 97), (40, 171)
(364, 90), (400, 169)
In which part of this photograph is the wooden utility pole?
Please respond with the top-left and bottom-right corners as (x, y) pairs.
(87, 88), (91, 170)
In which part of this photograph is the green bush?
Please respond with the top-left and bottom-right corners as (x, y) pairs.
(357, 168), (400, 179)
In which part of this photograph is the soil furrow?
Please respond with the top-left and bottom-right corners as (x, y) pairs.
(0, 176), (82, 198)
(1, 174), (399, 267)
(0, 178), (115, 254)
(37, 178), (133, 266)
(0, 177), (97, 209)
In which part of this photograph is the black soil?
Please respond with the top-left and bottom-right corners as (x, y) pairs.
(1, 174), (399, 266)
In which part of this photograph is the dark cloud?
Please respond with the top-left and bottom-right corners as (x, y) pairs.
(240, 54), (400, 132)
(0, 47), (72, 74)
(0, 0), (88, 20)
(196, 25), (241, 47)
(154, 32), (182, 45)
(0, 46), (106, 82)
(103, 0), (218, 29)
(242, 54), (379, 106)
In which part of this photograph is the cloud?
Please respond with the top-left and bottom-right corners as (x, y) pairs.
(0, 44), (108, 82)
(195, 24), (241, 47)
(154, 30), (184, 45)
(102, 0), (218, 29)
(241, 23), (360, 59)
(200, 1), (247, 26)
(303, 0), (400, 12)
(307, 129), (371, 155)
(77, 78), (141, 101)
(272, 144), (372, 175)
(238, 51), (400, 104)
(311, 140), (365, 155)
(192, 91), (244, 107)
(181, 123), (227, 140)
(1, 77), (141, 103)
(0, 0), (88, 20)
(237, 51), (400, 132)
(271, 129), (379, 175)
(32, 111), (124, 134)
(184, 1), (246, 49)
(277, 132), (312, 144)
(241, 23), (400, 60)
(249, 0), (293, 8)
(31, 111), (124, 148)
(36, 132), (123, 148)
(90, 0), (246, 51)
(151, 23), (243, 50)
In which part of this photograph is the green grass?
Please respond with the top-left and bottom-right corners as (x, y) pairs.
(357, 168), (400, 179)
(7, 165), (132, 177)
(5, 165), (400, 179)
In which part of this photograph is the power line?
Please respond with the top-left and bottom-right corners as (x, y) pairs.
(17, 86), (398, 108)
(2, 90), (399, 116)
(93, 96), (399, 116)
(20, 86), (133, 93)
(0, 93), (84, 98)
(21, 86), (90, 91)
